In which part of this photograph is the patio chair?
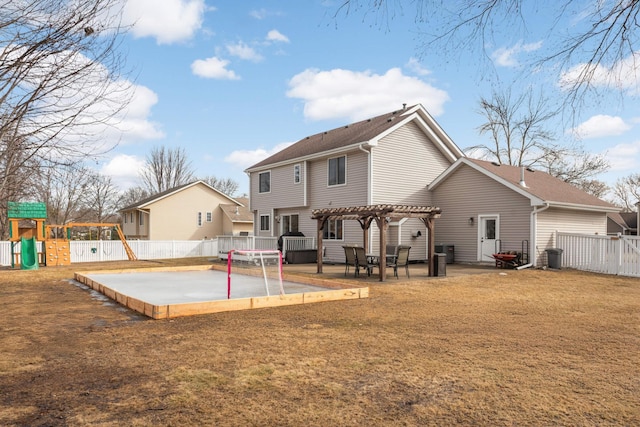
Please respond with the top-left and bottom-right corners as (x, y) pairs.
(354, 246), (376, 277)
(343, 245), (358, 276)
(387, 245), (411, 278)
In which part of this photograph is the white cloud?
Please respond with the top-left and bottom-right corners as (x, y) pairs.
(100, 154), (146, 189)
(225, 142), (294, 171)
(191, 56), (240, 80)
(112, 84), (165, 143)
(266, 29), (289, 43)
(603, 140), (640, 172)
(124, 0), (205, 44)
(405, 57), (431, 76)
(568, 115), (631, 139)
(250, 8), (268, 20)
(226, 42), (263, 62)
(491, 40), (543, 67)
(286, 67), (449, 121)
(559, 52), (640, 94)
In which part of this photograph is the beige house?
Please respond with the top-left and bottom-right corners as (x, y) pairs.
(245, 104), (619, 267)
(120, 181), (251, 240)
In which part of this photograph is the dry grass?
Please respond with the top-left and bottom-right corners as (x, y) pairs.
(0, 258), (639, 426)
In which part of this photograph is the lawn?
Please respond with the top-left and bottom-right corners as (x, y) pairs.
(1, 258), (638, 426)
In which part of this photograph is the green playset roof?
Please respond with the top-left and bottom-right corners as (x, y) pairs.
(7, 202), (47, 219)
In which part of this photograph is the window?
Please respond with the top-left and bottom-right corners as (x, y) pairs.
(328, 156), (346, 186)
(259, 171), (271, 193)
(293, 164), (301, 184)
(323, 219), (343, 240)
(123, 214), (127, 224)
(130, 212), (133, 223)
(282, 214), (299, 233)
(206, 212), (212, 222)
(139, 212), (144, 226)
(260, 214), (270, 231)
(197, 212), (202, 227)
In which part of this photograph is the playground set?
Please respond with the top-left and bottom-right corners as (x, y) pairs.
(8, 201), (136, 269)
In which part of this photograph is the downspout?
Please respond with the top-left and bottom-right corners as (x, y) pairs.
(359, 142), (373, 253)
(524, 202), (550, 268)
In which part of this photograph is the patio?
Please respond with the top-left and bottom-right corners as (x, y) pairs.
(283, 261), (498, 282)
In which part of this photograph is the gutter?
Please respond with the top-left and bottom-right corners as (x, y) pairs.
(358, 141), (375, 253)
(530, 202), (550, 266)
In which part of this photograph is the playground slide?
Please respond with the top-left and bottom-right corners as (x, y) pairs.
(20, 236), (39, 270)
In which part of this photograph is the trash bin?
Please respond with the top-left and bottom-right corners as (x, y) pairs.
(545, 248), (563, 269)
(433, 253), (446, 276)
(435, 244), (454, 264)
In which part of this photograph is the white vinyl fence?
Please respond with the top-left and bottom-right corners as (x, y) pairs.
(557, 232), (640, 278)
(0, 239), (219, 266)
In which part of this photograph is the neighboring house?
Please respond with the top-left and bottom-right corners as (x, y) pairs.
(120, 181), (251, 240)
(220, 197), (254, 236)
(607, 212), (638, 235)
(245, 104), (618, 266)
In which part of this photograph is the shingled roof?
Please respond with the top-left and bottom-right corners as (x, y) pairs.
(246, 104), (461, 171)
(432, 158), (618, 211)
(120, 181), (240, 211)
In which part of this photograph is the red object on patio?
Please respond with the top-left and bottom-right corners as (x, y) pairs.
(492, 253), (518, 269)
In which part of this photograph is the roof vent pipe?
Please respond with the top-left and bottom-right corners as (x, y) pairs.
(519, 166), (527, 188)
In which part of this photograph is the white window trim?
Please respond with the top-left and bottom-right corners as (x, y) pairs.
(280, 213), (300, 234)
(258, 170), (271, 194)
(197, 212), (203, 227)
(259, 214), (270, 231)
(206, 211), (212, 222)
(327, 155), (347, 187)
(323, 219), (344, 241)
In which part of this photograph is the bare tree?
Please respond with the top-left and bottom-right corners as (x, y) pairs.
(335, 1), (640, 110)
(35, 164), (95, 227)
(139, 146), (195, 193)
(200, 175), (239, 197)
(0, 0), (131, 209)
(119, 186), (150, 208)
(86, 174), (121, 223)
(471, 88), (556, 166)
(612, 173), (640, 212)
(470, 87), (609, 192)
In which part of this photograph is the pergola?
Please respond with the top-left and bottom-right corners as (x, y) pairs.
(311, 205), (442, 281)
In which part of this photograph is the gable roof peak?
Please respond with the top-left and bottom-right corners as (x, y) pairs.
(245, 103), (462, 171)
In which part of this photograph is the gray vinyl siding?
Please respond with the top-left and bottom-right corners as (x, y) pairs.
(367, 122), (452, 260)
(371, 121), (452, 205)
(535, 207), (607, 266)
(307, 149), (369, 262)
(432, 165), (532, 263)
(250, 163), (306, 211)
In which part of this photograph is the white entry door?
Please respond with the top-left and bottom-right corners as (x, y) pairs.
(479, 215), (499, 262)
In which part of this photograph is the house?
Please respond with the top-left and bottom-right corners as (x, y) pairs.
(245, 104), (618, 267)
(607, 211), (638, 235)
(245, 104), (464, 263)
(429, 158), (619, 266)
(120, 181), (251, 240)
(220, 197), (254, 236)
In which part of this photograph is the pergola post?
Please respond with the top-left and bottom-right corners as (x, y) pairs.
(375, 216), (388, 281)
(316, 217), (325, 273)
(423, 217), (436, 277)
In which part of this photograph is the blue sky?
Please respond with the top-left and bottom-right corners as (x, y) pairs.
(98, 0), (640, 197)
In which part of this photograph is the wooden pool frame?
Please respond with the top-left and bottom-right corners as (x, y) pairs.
(74, 264), (369, 319)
